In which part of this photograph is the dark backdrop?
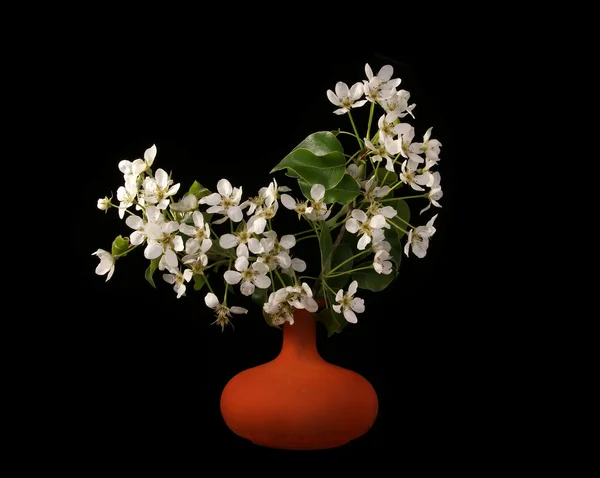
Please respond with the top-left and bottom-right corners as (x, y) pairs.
(62, 31), (479, 464)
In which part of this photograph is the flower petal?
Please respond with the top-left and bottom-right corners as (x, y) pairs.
(224, 270), (242, 284)
(253, 274), (271, 289)
(220, 233), (238, 249)
(217, 178), (232, 197)
(279, 234), (296, 250)
(204, 292), (219, 309)
(310, 184), (325, 201)
(343, 308), (358, 323)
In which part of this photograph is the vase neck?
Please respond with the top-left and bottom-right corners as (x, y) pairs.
(278, 308), (320, 360)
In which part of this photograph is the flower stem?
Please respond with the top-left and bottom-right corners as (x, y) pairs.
(322, 281), (337, 296)
(366, 102), (375, 141)
(114, 243), (140, 258)
(204, 277), (215, 294)
(274, 269), (287, 288)
(379, 194), (425, 202)
(298, 275), (318, 281)
(347, 111), (363, 149)
(223, 259), (232, 301)
(327, 249), (370, 275)
(296, 234), (317, 243)
(327, 264), (373, 277)
(393, 213), (414, 229)
(386, 218), (410, 235)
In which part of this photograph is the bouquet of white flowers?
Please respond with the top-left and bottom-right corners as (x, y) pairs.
(93, 63), (443, 336)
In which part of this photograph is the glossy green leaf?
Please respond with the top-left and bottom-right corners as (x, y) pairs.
(315, 308), (342, 337)
(270, 132), (346, 189)
(262, 308), (282, 329)
(298, 175), (359, 206)
(193, 274), (206, 291)
(188, 180), (211, 199)
(144, 257), (160, 288)
(290, 131), (344, 156)
(351, 262), (395, 291)
(375, 166), (399, 186)
(325, 243), (353, 290)
(388, 198), (411, 239)
(111, 235), (130, 257)
(251, 286), (267, 306)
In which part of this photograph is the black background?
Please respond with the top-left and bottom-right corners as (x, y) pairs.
(57, 24), (489, 467)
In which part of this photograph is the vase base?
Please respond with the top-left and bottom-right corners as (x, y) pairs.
(249, 435), (352, 450)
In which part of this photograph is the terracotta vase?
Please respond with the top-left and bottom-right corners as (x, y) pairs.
(220, 307), (378, 450)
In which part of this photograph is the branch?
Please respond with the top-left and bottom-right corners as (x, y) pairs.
(312, 204), (353, 297)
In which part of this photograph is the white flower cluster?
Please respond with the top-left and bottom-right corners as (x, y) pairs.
(327, 63), (443, 258)
(93, 62), (445, 333)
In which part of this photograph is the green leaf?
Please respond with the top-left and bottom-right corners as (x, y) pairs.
(351, 263), (396, 292)
(388, 199), (411, 239)
(297, 175), (359, 205)
(111, 235), (130, 257)
(276, 273), (295, 288)
(375, 167), (398, 187)
(385, 235), (403, 275)
(315, 308), (343, 337)
(285, 169), (301, 179)
(290, 131), (344, 157)
(144, 257), (160, 288)
(270, 132), (346, 189)
(323, 174), (360, 205)
(325, 243), (353, 290)
(188, 180), (211, 199)
(193, 274), (206, 291)
(251, 286), (267, 306)
(262, 308), (282, 329)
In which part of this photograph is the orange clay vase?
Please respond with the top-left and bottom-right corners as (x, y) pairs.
(220, 307), (378, 450)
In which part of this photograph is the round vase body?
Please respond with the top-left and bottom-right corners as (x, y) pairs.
(220, 308), (378, 450)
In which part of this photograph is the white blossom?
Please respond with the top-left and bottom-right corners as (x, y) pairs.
(410, 127), (442, 163)
(326, 81), (368, 115)
(304, 184), (330, 221)
(396, 123), (424, 169)
(142, 168), (181, 210)
(92, 249), (115, 281)
(170, 194), (198, 213)
(219, 223), (262, 258)
(380, 89), (416, 122)
(246, 200), (278, 235)
(284, 283), (319, 312)
(280, 194), (313, 218)
(345, 209), (388, 250)
(179, 211), (212, 255)
(404, 214), (438, 258)
(361, 176), (390, 202)
(373, 249), (393, 275)
(399, 160), (426, 192)
(125, 206), (164, 246)
(332, 280), (365, 323)
(116, 176), (138, 219)
(97, 197), (110, 211)
(199, 179), (243, 223)
(263, 282), (318, 325)
(118, 145), (156, 181)
(255, 231), (296, 270)
(281, 257), (307, 276)
(204, 292), (248, 330)
(364, 136), (401, 172)
(363, 63), (400, 103)
(420, 172), (443, 215)
(163, 268), (193, 298)
(223, 256), (271, 296)
(143, 215), (184, 271)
